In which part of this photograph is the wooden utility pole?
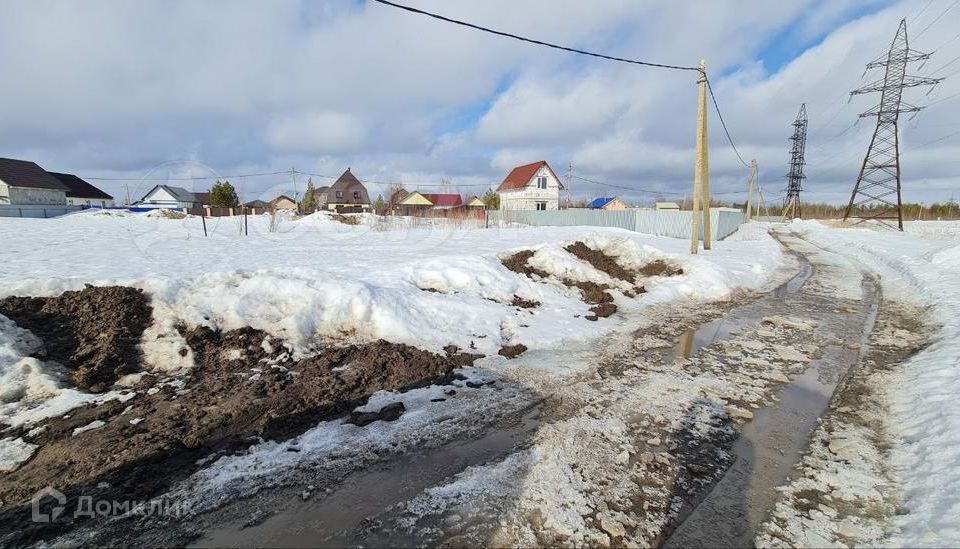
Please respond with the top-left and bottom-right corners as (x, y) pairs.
(745, 159), (757, 220)
(691, 59), (709, 254)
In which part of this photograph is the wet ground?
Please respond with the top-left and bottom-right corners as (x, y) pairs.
(15, 231), (909, 547)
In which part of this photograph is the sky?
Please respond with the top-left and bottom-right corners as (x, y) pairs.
(0, 0), (958, 207)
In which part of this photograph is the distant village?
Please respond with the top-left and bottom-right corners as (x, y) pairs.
(0, 156), (684, 218)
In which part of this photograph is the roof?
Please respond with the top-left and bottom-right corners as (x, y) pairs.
(271, 195), (296, 205)
(398, 191), (432, 206)
(655, 202), (680, 209)
(244, 199), (271, 208)
(193, 191), (211, 205)
(48, 172), (112, 200)
(465, 196), (485, 207)
(330, 168), (363, 190)
(421, 193), (463, 207)
(154, 185), (197, 202)
(0, 158), (69, 191)
(496, 160), (564, 192)
(588, 197), (616, 209)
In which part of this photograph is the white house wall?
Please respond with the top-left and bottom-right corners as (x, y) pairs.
(0, 181), (67, 205)
(499, 165), (561, 211)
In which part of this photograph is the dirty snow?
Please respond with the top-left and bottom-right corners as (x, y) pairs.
(786, 220), (960, 547)
(0, 437), (37, 472)
(0, 211), (786, 427)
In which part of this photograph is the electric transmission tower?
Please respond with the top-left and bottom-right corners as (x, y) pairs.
(843, 19), (942, 230)
(782, 104), (808, 219)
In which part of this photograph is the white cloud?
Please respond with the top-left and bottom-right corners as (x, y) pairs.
(266, 112), (367, 154)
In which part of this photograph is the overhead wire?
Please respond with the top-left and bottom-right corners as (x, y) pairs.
(915, 0), (960, 38)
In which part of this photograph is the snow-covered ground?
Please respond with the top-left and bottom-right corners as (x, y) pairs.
(0, 211), (786, 463)
(784, 220), (960, 547)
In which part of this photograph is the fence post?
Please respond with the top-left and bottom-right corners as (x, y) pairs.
(244, 207), (248, 236)
(201, 211), (208, 237)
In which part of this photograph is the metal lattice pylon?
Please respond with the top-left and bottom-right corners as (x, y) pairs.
(782, 104), (808, 219)
(843, 19), (942, 230)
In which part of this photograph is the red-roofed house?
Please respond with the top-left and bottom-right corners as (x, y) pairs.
(420, 193), (463, 209)
(496, 160), (563, 211)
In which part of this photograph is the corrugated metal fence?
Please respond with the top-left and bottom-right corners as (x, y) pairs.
(0, 204), (86, 218)
(489, 208), (746, 240)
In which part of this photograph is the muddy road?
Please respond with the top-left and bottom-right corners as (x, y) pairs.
(6, 230), (914, 548)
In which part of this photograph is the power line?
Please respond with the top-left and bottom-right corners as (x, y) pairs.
(85, 170), (289, 181)
(571, 174), (748, 195)
(705, 77), (750, 169)
(916, 0), (960, 37)
(370, 0), (701, 72)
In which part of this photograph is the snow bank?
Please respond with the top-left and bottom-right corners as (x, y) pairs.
(0, 214), (788, 424)
(793, 221), (960, 546)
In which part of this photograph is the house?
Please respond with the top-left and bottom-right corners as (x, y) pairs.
(396, 191), (433, 216)
(496, 160), (563, 211)
(49, 172), (114, 207)
(421, 193), (463, 209)
(464, 196), (486, 209)
(193, 192), (212, 208)
(0, 157), (68, 205)
(270, 195), (297, 210)
(136, 185), (203, 209)
(243, 199), (271, 209)
(655, 202), (681, 210)
(326, 168), (370, 211)
(587, 197), (628, 211)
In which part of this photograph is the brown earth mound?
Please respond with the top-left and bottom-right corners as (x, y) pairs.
(510, 295), (540, 309)
(564, 241), (638, 283)
(501, 250), (550, 279)
(331, 214), (360, 225)
(0, 325), (481, 546)
(639, 259), (684, 277)
(498, 344), (528, 359)
(0, 285), (152, 391)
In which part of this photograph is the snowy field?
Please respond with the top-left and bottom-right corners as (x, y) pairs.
(0, 210), (786, 465)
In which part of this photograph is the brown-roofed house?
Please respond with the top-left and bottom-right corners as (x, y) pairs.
(0, 157), (69, 206)
(326, 168), (370, 212)
(496, 160), (563, 211)
(48, 172), (114, 207)
(270, 195), (297, 210)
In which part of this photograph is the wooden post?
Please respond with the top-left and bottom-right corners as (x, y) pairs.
(745, 159), (757, 221)
(691, 59), (708, 255)
(201, 211), (208, 237)
(699, 60), (712, 250)
(244, 207), (248, 236)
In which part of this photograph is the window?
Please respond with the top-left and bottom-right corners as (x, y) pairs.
(353, 191), (361, 200)
(336, 190), (343, 199)
(536, 176), (547, 189)
(536, 202), (547, 211)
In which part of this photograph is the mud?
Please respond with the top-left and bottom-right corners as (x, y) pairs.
(0, 285), (152, 391)
(510, 295), (540, 309)
(501, 250), (549, 279)
(498, 344), (528, 359)
(330, 214), (360, 225)
(564, 241), (638, 283)
(638, 259), (684, 278)
(0, 324), (481, 547)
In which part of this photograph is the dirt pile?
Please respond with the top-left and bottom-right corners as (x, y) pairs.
(0, 285), (152, 391)
(498, 344), (528, 359)
(510, 295), (540, 309)
(639, 259), (684, 278)
(564, 241), (638, 283)
(0, 325), (481, 545)
(501, 250), (550, 279)
(331, 214), (360, 225)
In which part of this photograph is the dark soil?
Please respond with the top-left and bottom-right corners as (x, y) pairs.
(564, 241), (637, 283)
(331, 214), (360, 225)
(0, 325), (481, 547)
(585, 303), (618, 321)
(346, 402), (406, 427)
(510, 295), (540, 309)
(498, 344), (528, 359)
(639, 259), (684, 278)
(501, 250), (550, 279)
(0, 285), (152, 391)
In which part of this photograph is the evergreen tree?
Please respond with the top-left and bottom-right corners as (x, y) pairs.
(301, 178), (317, 212)
(481, 188), (499, 210)
(210, 180), (239, 208)
(374, 194), (386, 211)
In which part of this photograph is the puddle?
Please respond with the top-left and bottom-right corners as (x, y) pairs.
(192, 404), (542, 548)
(663, 271), (881, 547)
(672, 253), (814, 359)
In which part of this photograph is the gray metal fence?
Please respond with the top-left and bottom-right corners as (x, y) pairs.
(0, 204), (86, 218)
(489, 208), (746, 240)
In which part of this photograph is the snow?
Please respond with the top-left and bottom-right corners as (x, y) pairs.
(789, 220), (960, 546)
(0, 437), (37, 472)
(0, 208), (784, 371)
